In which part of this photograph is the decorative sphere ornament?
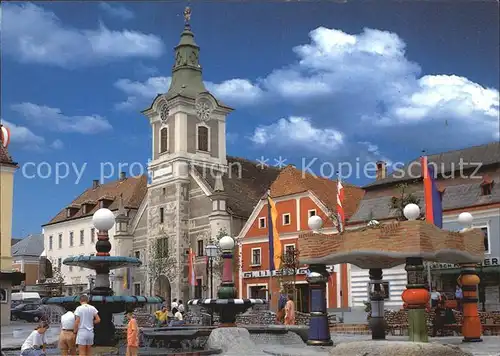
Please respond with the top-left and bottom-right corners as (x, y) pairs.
(92, 208), (115, 231)
(403, 204), (420, 221)
(458, 212), (473, 227)
(308, 215), (323, 232)
(219, 235), (235, 250)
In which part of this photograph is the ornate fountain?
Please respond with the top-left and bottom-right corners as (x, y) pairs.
(43, 208), (163, 346)
(187, 235), (266, 326)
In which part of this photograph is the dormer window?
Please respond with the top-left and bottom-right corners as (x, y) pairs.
(98, 195), (114, 209)
(160, 127), (168, 153)
(197, 125), (209, 152)
(81, 200), (95, 215)
(480, 177), (494, 196)
(66, 205), (79, 218)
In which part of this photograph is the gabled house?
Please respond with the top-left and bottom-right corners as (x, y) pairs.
(237, 165), (364, 311)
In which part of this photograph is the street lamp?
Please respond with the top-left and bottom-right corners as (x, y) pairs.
(205, 241), (218, 299)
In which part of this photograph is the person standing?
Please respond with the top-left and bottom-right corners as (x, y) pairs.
(59, 307), (76, 356)
(276, 289), (287, 324)
(171, 298), (178, 311)
(74, 294), (101, 356)
(430, 288), (441, 308)
(177, 300), (185, 315)
(284, 295), (296, 326)
(126, 311), (139, 356)
(455, 285), (463, 311)
(20, 321), (49, 356)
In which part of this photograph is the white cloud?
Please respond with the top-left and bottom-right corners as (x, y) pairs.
(1, 119), (45, 149)
(250, 116), (344, 152)
(11, 103), (112, 134)
(50, 139), (64, 150)
(98, 2), (134, 20)
(114, 76), (263, 110)
(2, 3), (164, 68)
(0, 119), (64, 151)
(358, 141), (393, 166)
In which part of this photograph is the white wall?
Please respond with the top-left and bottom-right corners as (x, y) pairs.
(349, 265), (407, 309)
(43, 215), (118, 290)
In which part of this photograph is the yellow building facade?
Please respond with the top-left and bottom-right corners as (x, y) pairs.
(0, 143), (24, 325)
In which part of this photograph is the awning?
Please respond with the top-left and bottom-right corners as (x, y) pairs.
(431, 266), (500, 276)
(0, 271), (26, 285)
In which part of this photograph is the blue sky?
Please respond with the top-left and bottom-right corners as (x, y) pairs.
(2, 1), (499, 237)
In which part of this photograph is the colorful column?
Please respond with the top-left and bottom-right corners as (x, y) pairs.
(306, 264), (333, 346)
(401, 257), (429, 342)
(368, 268), (386, 340)
(216, 248), (238, 327)
(459, 264), (482, 342)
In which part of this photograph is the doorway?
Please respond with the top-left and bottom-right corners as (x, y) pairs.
(248, 285), (268, 299)
(295, 284), (310, 313)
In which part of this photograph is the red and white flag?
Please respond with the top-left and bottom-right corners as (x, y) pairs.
(337, 177), (345, 232)
(188, 248), (196, 286)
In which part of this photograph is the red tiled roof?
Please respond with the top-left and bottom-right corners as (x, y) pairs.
(269, 165), (365, 219)
(44, 175), (147, 226)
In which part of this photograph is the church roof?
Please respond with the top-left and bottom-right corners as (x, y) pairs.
(12, 234), (44, 257)
(44, 175), (147, 226)
(195, 156), (282, 218)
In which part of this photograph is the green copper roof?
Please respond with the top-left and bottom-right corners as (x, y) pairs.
(166, 23), (207, 99)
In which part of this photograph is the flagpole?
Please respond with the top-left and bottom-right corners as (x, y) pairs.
(267, 189), (273, 310)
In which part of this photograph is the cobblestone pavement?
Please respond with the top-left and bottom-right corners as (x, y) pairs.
(331, 334), (500, 356)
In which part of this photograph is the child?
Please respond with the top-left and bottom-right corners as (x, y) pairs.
(126, 311), (139, 356)
(20, 321), (49, 356)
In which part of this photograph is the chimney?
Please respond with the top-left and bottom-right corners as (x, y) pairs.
(120, 172), (127, 181)
(376, 161), (387, 180)
(92, 179), (99, 189)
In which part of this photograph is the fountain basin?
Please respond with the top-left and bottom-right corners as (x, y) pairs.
(188, 298), (266, 326)
(62, 256), (141, 270)
(43, 295), (163, 313)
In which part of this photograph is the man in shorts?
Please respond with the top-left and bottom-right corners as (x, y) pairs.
(73, 294), (100, 356)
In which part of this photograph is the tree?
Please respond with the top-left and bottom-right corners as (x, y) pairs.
(145, 236), (177, 298)
(388, 183), (421, 221)
(277, 247), (300, 296)
(212, 228), (240, 280)
(41, 258), (65, 296)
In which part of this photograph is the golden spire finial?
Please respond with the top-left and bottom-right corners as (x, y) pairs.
(184, 6), (192, 25)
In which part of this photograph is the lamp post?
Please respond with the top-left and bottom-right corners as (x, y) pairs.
(457, 212), (483, 343)
(305, 215), (333, 346)
(205, 241), (218, 299)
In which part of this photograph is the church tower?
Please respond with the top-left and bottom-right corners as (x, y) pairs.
(142, 7), (233, 302)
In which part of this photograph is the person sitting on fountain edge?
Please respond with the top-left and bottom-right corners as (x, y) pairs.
(59, 305), (76, 356)
(74, 294), (100, 356)
(126, 310), (139, 356)
(20, 321), (49, 356)
(169, 307), (185, 326)
(154, 306), (169, 327)
(177, 300), (185, 315)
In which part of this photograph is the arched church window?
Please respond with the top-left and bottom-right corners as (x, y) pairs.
(160, 127), (168, 153)
(197, 125), (209, 152)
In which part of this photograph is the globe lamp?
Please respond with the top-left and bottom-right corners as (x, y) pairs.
(92, 208), (115, 231)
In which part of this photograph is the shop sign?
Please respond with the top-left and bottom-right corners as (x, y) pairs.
(425, 257), (499, 270)
(242, 265), (334, 279)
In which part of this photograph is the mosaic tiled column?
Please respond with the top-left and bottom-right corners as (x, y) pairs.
(368, 268), (386, 340)
(458, 264), (482, 342)
(402, 257), (429, 342)
(306, 264), (333, 346)
(216, 247), (238, 327)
